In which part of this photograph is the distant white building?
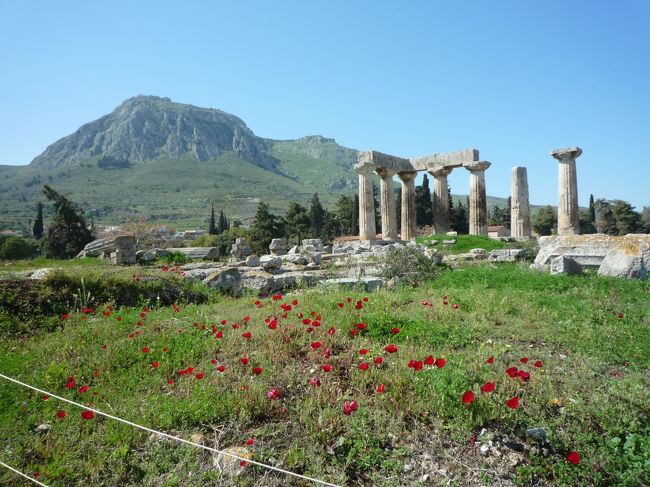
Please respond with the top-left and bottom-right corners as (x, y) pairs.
(488, 225), (510, 238)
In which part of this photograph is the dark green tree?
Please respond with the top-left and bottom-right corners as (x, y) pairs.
(41, 185), (93, 259)
(0, 236), (37, 260)
(579, 209), (596, 234)
(352, 194), (359, 236)
(217, 210), (227, 234)
(533, 205), (556, 236)
(310, 193), (325, 238)
(415, 174), (433, 226)
(284, 201), (311, 243)
(611, 200), (641, 235)
(32, 202), (44, 240)
(450, 199), (468, 234)
(595, 199), (617, 234)
(334, 195), (354, 236)
(321, 210), (341, 243)
(589, 194), (596, 224)
(249, 201), (281, 254)
(372, 182), (381, 233)
(642, 207), (650, 233)
(208, 204), (217, 235)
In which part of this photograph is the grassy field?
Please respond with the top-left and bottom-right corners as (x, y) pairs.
(416, 234), (510, 254)
(1, 264), (649, 486)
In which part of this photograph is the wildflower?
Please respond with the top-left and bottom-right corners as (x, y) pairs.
(506, 366), (519, 378)
(327, 327), (336, 335)
(343, 400), (359, 415)
(252, 367), (263, 376)
(376, 384), (385, 394)
(481, 382), (496, 393)
(384, 344), (398, 353)
(267, 388), (281, 400)
(309, 376), (321, 387)
(311, 341), (323, 350)
(322, 364), (332, 372)
(506, 396), (520, 409)
(374, 356), (384, 365)
(141, 347), (150, 353)
(462, 391), (475, 404)
(566, 451), (581, 465)
(424, 355), (434, 365)
(246, 438), (255, 446)
(359, 348), (368, 355)
(240, 357), (249, 365)
(359, 362), (369, 371)
(195, 372), (204, 380)
(217, 365), (225, 372)
(56, 410), (66, 419)
(486, 356), (494, 364)
(520, 357), (529, 364)
(242, 331), (252, 339)
(152, 362), (159, 369)
(435, 358), (446, 368)
(81, 410), (94, 420)
(391, 327), (400, 334)
(78, 385), (89, 393)
(533, 360), (542, 368)
(211, 359), (217, 365)
(355, 323), (367, 330)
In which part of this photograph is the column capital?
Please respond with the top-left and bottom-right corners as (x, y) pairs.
(550, 147), (582, 161)
(464, 161), (491, 173)
(397, 170), (417, 183)
(354, 162), (376, 176)
(375, 167), (396, 179)
(427, 166), (453, 178)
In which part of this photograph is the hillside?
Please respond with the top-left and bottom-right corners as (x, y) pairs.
(0, 96), (536, 231)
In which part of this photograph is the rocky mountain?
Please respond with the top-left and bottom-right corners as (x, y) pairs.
(30, 95), (279, 170)
(0, 96), (359, 229)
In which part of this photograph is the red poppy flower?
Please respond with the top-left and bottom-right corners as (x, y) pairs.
(246, 437), (255, 446)
(424, 355), (434, 365)
(163, 347), (169, 353)
(216, 331), (224, 338)
(385, 344), (398, 353)
(61, 313), (71, 320)
(338, 302), (344, 308)
(217, 365), (226, 372)
(391, 327), (400, 334)
(141, 347), (150, 353)
(350, 329), (359, 337)
(376, 384), (385, 394)
(240, 460), (248, 467)
(311, 341), (323, 350)
(101, 344), (107, 350)
(506, 367), (519, 378)
(267, 388), (281, 399)
(533, 360), (542, 368)
(566, 451), (580, 465)
(78, 385), (89, 393)
(355, 302), (363, 310)
(617, 312), (624, 319)
(252, 367), (263, 376)
(506, 396), (520, 409)
(442, 301), (448, 306)
(232, 323), (240, 329)
(302, 318), (312, 325)
(520, 357), (529, 364)
(211, 359), (217, 365)
(481, 382), (496, 393)
(343, 400), (359, 415)
(322, 364), (332, 372)
(359, 362), (369, 371)
(65, 381), (75, 390)
(240, 357), (249, 365)
(486, 356), (494, 364)
(347, 297), (352, 303)
(413, 360), (423, 371)
(242, 331), (252, 339)
(195, 372), (204, 380)
(152, 361), (159, 369)
(167, 379), (174, 384)
(462, 390), (475, 404)
(309, 376), (321, 387)
(56, 410), (66, 419)
(104, 310), (111, 317)
(421, 300), (432, 307)
(42, 395), (49, 400)
(374, 356), (384, 365)
(359, 348), (369, 355)
(517, 370), (531, 381)
(81, 410), (94, 420)
(435, 358), (446, 368)
(356, 323), (367, 330)
(327, 327), (336, 335)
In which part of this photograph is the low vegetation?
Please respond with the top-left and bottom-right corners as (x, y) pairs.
(1, 264), (648, 486)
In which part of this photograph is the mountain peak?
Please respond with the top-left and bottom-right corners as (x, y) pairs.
(30, 96), (277, 169)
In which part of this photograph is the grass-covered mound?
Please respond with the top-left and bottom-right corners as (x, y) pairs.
(416, 234), (510, 254)
(0, 264), (648, 486)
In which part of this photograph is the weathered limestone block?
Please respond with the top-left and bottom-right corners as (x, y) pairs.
(598, 253), (647, 280)
(487, 249), (526, 262)
(29, 268), (56, 280)
(245, 255), (260, 267)
(534, 234), (650, 279)
(282, 254), (308, 265)
(182, 266), (226, 281)
(260, 255), (282, 271)
(269, 238), (288, 256)
(240, 271), (275, 295)
(550, 256), (583, 276)
(203, 267), (241, 296)
(301, 239), (323, 251)
(136, 250), (156, 262)
(231, 238), (253, 259)
(80, 235), (137, 265)
(321, 277), (385, 292)
(164, 247), (218, 260)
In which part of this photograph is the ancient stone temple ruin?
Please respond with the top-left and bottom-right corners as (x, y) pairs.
(355, 148), (490, 240)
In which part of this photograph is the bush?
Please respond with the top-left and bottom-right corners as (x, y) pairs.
(160, 251), (188, 265)
(0, 236), (37, 260)
(380, 246), (445, 284)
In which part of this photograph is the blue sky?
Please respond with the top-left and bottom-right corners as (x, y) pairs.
(1, 1), (648, 208)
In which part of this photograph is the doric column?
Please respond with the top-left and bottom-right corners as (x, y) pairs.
(356, 163), (376, 241)
(398, 171), (417, 240)
(551, 147), (582, 236)
(511, 166), (531, 238)
(465, 161), (491, 236)
(376, 167), (397, 241)
(428, 166), (453, 234)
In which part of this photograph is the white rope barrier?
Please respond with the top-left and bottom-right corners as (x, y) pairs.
(0, 373), (340, 487)
(0, 460), (50, 486)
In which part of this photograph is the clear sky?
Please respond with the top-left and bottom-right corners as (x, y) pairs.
(1, 0), (648, 209)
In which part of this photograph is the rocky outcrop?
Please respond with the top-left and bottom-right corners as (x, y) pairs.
(533, 234), (650, 280)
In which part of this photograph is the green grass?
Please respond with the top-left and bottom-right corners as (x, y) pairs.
(416, 233), (509, 253)
(1, 264), (649, 486)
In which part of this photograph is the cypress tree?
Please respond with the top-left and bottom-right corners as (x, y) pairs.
(33, 202), (44, 240)
(208, 204), (217, 235)
(589, 194), (596, 223)
(310, 193), (325, 238)
(41, 185), (93, 259)
(352, 194), (359, 236)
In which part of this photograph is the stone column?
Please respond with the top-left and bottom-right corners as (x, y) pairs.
(398, 171), (417, 240)
(376, 167), (397, 241)
(356, 164), (376, 241)
(428, 166), (453, 234)
(511, 166), (531, 238)
(466, 161), (491, 236)
(551, 147), (582, 236)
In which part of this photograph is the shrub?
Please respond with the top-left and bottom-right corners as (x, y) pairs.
(0, 236), (37, 260)
(160, 251), (188, 265)
(380, 246), (445, 284)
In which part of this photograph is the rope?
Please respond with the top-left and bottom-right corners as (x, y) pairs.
(0, 460), (50, 486)
(0, 373), (340, 487)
